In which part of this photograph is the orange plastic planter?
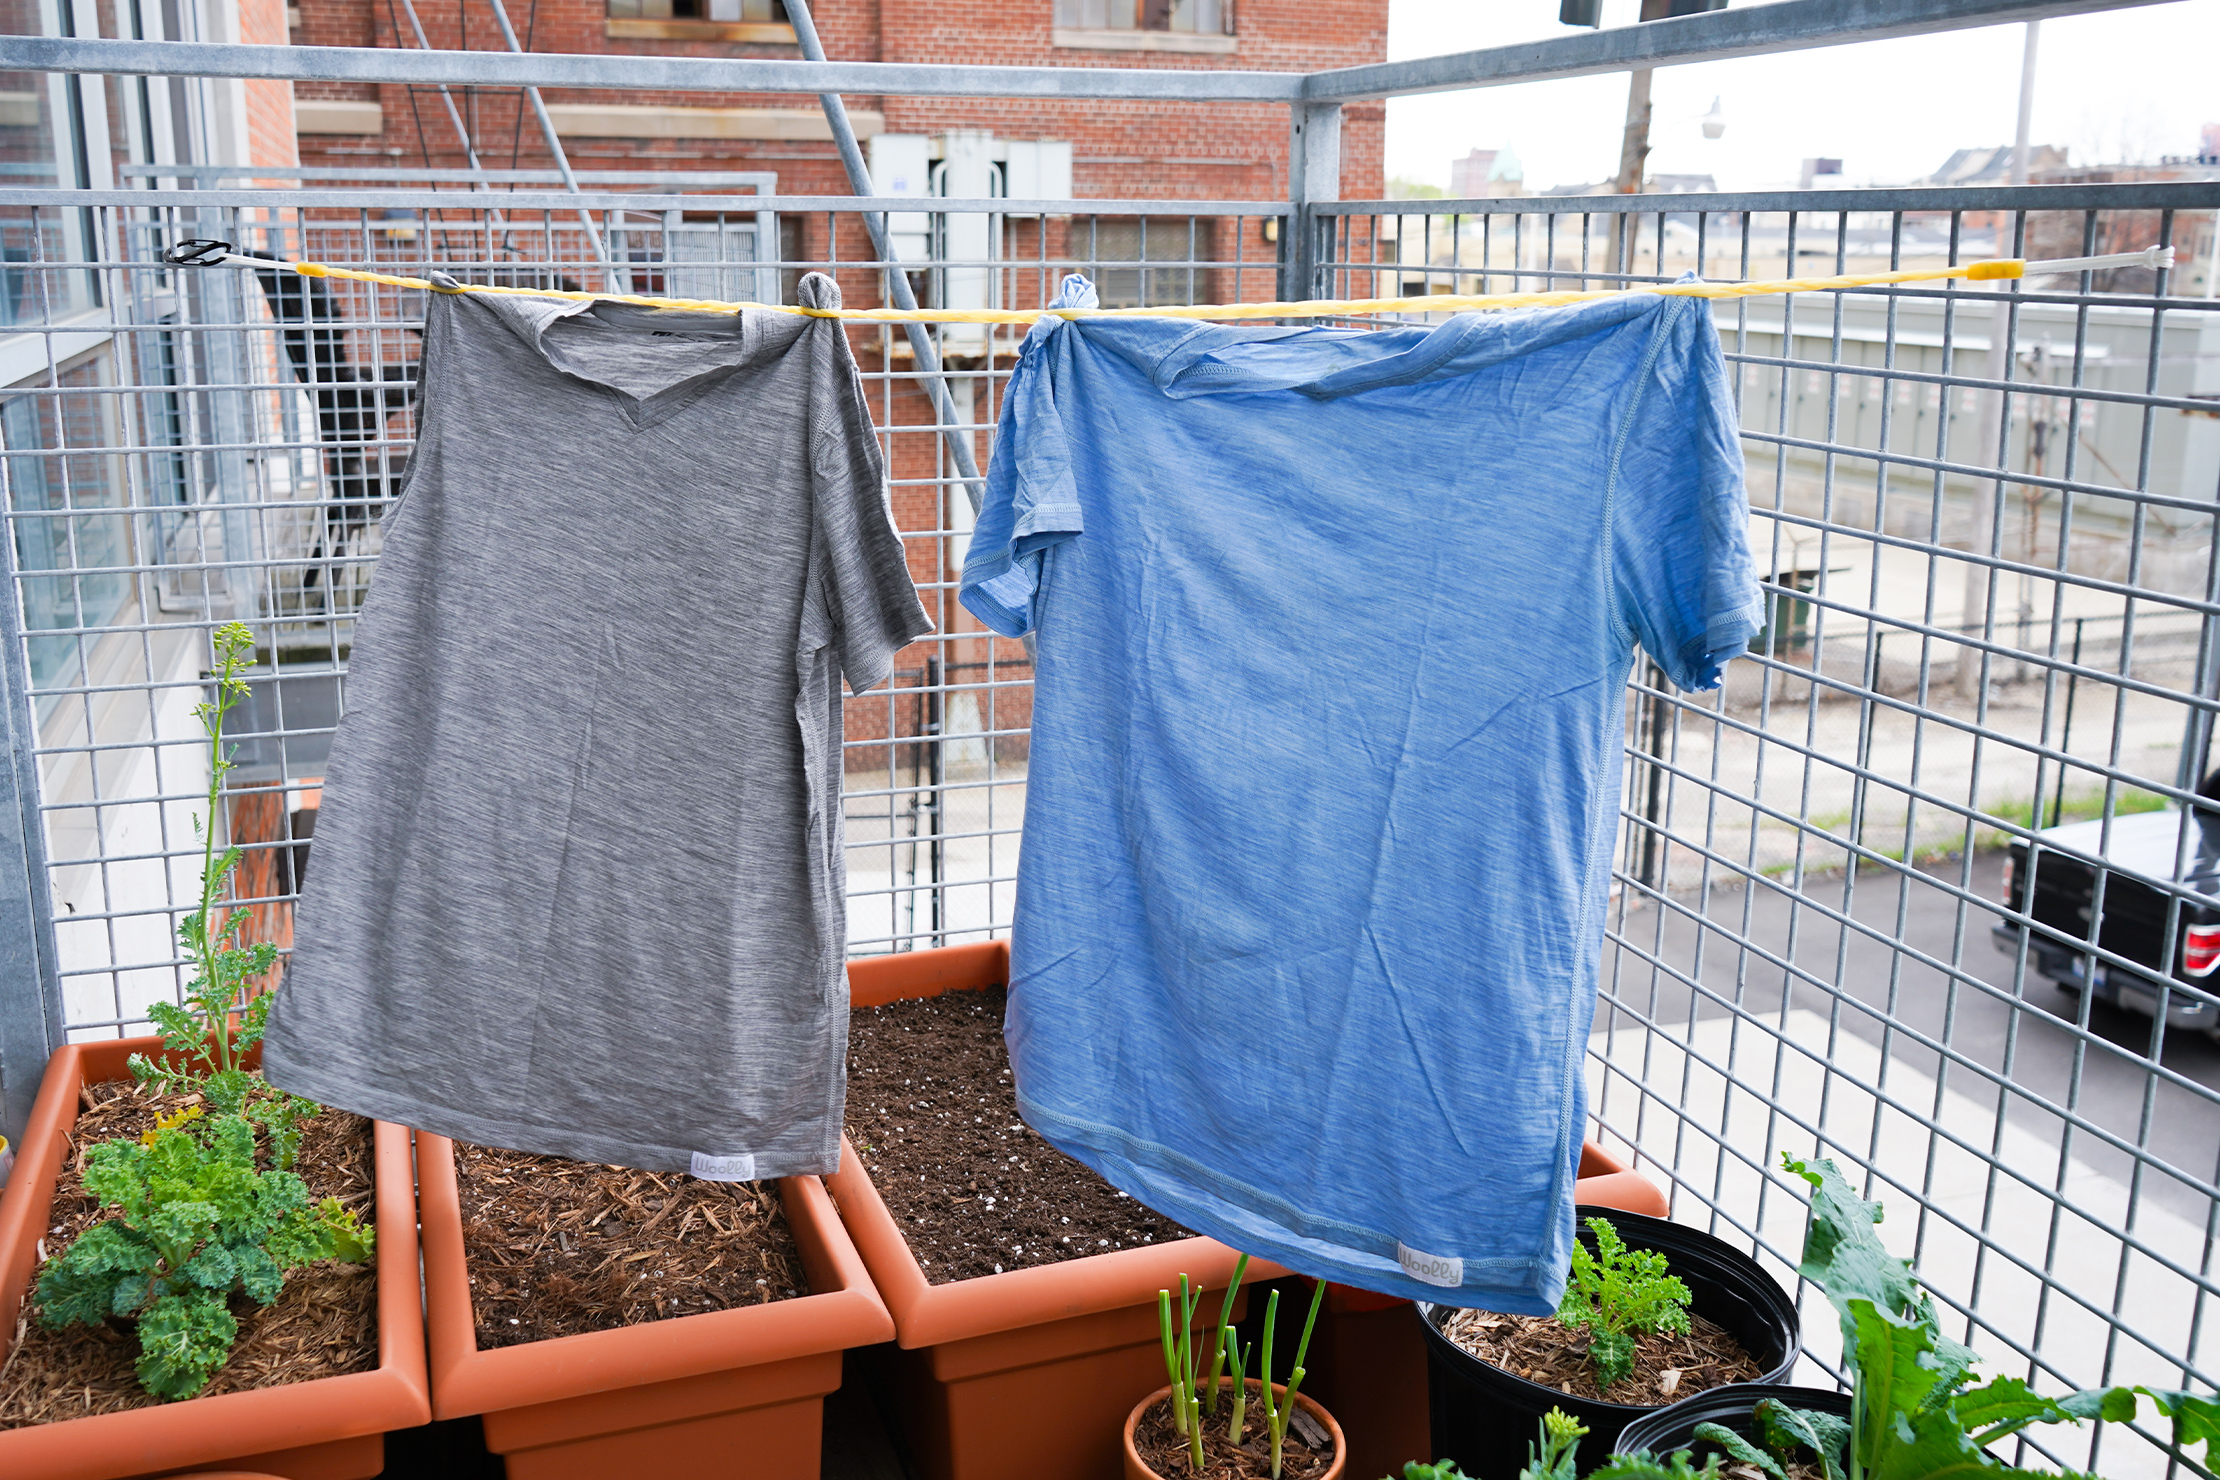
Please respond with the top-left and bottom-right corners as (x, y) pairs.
(0, 1038), (430, 1480)
(418, 1132), (892, 1479)
(1121, 1379), (1346, 1480)
(835, 942), (1281, 1480)
(838, 944), (1672, 1480)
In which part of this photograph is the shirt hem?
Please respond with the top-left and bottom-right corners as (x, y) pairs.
(260, 1044), (836, 1179)
(1017, 1093), (1561, 1314)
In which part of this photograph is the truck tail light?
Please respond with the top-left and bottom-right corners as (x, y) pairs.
(2184, 925), (2220, 978)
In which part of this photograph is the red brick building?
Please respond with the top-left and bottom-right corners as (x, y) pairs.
(284, 0), (1386, 772)
(288, 0), (1385, 207)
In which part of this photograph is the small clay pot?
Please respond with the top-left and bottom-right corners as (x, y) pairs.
(1123, 1377), (1347, 1480)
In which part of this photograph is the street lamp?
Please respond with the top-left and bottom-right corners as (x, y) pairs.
(1700, 96), (1726, 140)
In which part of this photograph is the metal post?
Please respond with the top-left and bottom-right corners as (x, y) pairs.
(392, 0), (496, 189)
(1957, 20), (2039, 696)
(1284, 100), (1341, 302)
(0, 467), (65, 1147)
(924, 653), (945, 948)
(782, 0), (985, 515)
(1638, 661), (1669, 891)
(479, 0), (614, 279)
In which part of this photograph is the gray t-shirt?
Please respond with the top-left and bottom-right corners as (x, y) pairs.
(263, 272), (931, 1176)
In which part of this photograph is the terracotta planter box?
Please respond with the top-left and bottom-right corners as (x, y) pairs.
(0, 1038), (430, 1480)
(418, 1132), (892, 1480)
(837, 944), (1677, 1480)
(833, 941), (1282, 1480)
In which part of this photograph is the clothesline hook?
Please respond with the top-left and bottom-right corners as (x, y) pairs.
(163, 238), (236, 268)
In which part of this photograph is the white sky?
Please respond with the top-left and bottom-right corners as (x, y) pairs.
(1383, 0), (2220, 193)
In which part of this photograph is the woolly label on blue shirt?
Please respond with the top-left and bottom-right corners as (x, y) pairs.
(689, 1151), (757, 1182)
(1397, 1243), (1463, 1288)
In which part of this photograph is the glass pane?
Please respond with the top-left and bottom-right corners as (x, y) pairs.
(4, 362), (132, 693)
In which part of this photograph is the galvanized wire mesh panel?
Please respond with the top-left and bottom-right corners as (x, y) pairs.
(0, 188), (1281, 1032)
(1325, 185), (2220, 1478)
(9, 179), (2220, 1477)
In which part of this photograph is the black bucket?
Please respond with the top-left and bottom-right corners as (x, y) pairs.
(1615, 1383), (1852, 1466)
(1417, 1208), (1800, 1480)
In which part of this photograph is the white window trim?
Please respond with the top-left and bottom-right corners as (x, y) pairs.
(1050, 26), (1235, 53)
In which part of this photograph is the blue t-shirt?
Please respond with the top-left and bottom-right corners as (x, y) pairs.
(960, 275), (1761, 1311)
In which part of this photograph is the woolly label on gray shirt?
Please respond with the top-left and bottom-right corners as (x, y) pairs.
(690, 1152), (759, 1182)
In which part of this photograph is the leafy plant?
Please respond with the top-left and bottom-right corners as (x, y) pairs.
(127, 620), (318, 1165)
(1591, 1157), (2220, 1480)
(1478, 1409), (1725, 1480)
(35, 1103), (372, 1400)
(1557, 1215), (1692, 1391)
(1155, 1262), (1326, 1479)
(131, 621), (282, 1084)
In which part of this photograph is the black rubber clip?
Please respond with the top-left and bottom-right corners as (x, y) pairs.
(162, 238), (235, 267)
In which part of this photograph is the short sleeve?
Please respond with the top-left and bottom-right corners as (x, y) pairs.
(959, 275), (1094, 637)
(804, 278), (933, 694)
(1609, 297), (1763, 691)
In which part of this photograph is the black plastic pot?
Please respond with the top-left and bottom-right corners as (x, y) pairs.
(1417, 1207), (1801, 1480)
(1616, 1383), (1852, 1465)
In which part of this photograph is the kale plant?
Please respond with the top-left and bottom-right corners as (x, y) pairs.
(1556, 1215), (1693, 1391)
(35, 1103), (372, 1400)
(1592, 1157), (2220, 1480)
(127, 621), (317, 1164)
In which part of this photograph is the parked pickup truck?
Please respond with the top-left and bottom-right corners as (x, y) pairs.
(1991, 796), (2220, 1036)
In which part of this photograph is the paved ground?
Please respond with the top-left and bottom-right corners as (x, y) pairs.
(1599, 847), (2220, 1478)
(1602, 847), (2220, 1225)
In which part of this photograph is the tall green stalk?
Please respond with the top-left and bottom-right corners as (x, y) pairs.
(1156, 1259), (1256, 1474)
(130, 622), (286, 1101)
(1254, 1280), (1327, 1480)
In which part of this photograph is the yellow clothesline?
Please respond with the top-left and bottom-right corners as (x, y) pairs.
(282, 256), (2029, 323)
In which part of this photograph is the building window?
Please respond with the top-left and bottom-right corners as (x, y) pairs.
(607, 0), (788, 21)
(3, 367), (133, 696)
(1052, 0), (1232, 35)
(1078, 220), (1203, 310)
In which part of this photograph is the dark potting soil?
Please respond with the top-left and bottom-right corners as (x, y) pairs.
(845, 986), (1191, 1284)
(452, 1142), (809, 1349)
(1439, 1307), (1765, 1406)
(1130, 1387), (1336, 1480)
(0, 1075), (377, 1427)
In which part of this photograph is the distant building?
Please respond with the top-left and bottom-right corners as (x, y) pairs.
(1800, 157), (1845, 188)
(1543, 170), (1709, 197)
(1918, 144), (2071, 186)
(1448, 146), (1524, 199)
(2203, 122), (2219, 162)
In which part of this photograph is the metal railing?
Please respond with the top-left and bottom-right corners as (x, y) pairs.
(0, 9), (2217, 1476)
(1318, 185), (2220, 1480)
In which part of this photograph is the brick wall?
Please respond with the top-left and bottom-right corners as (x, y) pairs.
(288, 0), (1385, 765)
(292, 0), (1386, 199)
(240, 0), (300, 167)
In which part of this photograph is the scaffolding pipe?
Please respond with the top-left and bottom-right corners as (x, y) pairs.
(479, 0), (614, 279)
(783, 0), (985, 515)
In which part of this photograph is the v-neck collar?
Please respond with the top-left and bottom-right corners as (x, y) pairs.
(454, 284), (765, 431)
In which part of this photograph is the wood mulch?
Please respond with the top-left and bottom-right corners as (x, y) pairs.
(0, 1075), (377, 1426)
(1439, 1308), (1764, 1406)
(1130, 1385), (1337, 1480)
(452, 1142), (809, 1348)
(844, 986), (1191, 1284)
